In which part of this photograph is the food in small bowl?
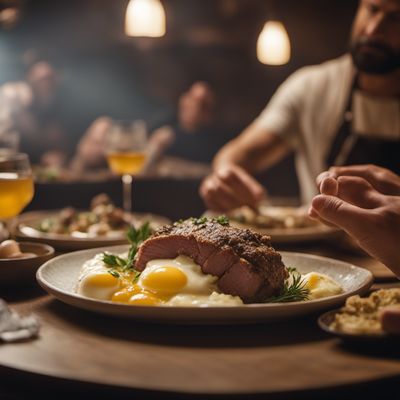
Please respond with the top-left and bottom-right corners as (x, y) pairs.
(0, 239), (35, 259)
(329, 289), (400, 336)
(0, 241), (55, 286)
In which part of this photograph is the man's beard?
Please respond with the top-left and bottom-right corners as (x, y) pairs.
(350, 37), (400, 74)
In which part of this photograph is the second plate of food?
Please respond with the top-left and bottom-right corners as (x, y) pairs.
(206, 206), (341, 244)
(14, 210), (170, 251)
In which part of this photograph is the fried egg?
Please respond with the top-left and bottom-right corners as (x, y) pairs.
(76, 253), (124, 300)
(76, 254), (243, 307)
(302, 272), (343, 300)
(125, 256), (242, 306)
(140, 256), (217, 295)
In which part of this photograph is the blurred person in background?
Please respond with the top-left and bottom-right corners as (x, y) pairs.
(70, 81), (225, 172)
(168, 81), (220, 162)
(69, 116), (112, 172)
(200, 0), (400, 211)
(308, 164), (400, 334)
(0, 60), (70, 167)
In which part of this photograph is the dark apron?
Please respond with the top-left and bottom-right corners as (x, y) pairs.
(326, 80), (400, 174)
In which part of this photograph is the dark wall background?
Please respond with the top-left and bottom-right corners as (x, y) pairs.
(0, 0), (359, 127)
(0, 0), (359, 198)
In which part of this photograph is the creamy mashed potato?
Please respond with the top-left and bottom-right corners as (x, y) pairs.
(331, 289), (400, 335)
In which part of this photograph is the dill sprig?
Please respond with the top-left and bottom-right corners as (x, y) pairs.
(266, 267), (310, 303)
(102, 222), (153, 280)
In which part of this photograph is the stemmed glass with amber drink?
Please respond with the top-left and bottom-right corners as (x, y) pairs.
(105, 120), (147, 213)
(0, 153), (34, 236)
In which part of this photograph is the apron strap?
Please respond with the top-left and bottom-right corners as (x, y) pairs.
(325, 77), (400, 174)
(325, 78), (355, 167)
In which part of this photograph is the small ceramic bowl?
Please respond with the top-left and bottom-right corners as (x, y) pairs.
(318, 308), (400, 352)
(0, 242), (55, 286)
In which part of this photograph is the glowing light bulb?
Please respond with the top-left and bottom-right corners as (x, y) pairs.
(125, 0), (166, 38)
(257, 21), (291, 66)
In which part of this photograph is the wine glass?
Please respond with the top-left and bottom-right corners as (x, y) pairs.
(0, 153), (34, 237)
(105, 120), (147, 213)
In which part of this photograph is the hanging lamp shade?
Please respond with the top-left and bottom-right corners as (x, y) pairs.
(256, 21), (291, 65)
(125, 0), (166, 38)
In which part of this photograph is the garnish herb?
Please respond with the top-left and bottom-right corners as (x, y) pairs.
(177, 216), (230, 226)
(215, 215), (229, 226)
(108, 269), (121, 279)
(190, 216), (208, 225)
(127, 222), (152, 245)
(102, 253), (128, 268)
(102, 223), (153, 280)
(265, 267), (310, 303)
(132, 270), (141, 284)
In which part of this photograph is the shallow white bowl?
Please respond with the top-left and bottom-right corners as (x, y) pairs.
(37, 245), (373, 324)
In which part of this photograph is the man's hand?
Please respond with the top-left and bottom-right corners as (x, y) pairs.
(199, 164), (266, 212)
(309, 173), (400, 277)
(316, 164), (400, 196)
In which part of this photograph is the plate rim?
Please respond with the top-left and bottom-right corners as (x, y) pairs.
(36, 246), (374, 321)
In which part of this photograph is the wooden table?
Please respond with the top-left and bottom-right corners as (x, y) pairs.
(1, 242), (399, 400)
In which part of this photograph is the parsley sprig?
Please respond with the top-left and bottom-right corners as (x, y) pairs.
(176, 215), (230, 227)
(265, 267), (310, 303)
(102, 222), (153, 280)
(214, 215), (230, 226)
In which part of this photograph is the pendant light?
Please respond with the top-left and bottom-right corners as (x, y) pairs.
(257, 20), (291, 65)
(125, 0), (166, 38)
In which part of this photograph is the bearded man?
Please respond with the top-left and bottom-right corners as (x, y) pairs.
(200, 0), (400, 210)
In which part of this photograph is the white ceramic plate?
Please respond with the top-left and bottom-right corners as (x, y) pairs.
(14, 211), (170, 251)
(37, 245), (373, 324)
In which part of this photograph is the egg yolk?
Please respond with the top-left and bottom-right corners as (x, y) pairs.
(128, 292), (162, 306)
(112, 285), (141, 303)
(141, 266), (187, 296)
(85, 273), (120, 288)
(306, 274), (320, 289)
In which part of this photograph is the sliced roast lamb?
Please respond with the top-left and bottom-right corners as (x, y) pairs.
(135, 218), (287, 303)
